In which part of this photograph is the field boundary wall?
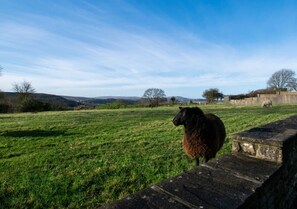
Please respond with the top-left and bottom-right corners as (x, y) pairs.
(103, 115), (297, 209)
(229, 91), (297, 105)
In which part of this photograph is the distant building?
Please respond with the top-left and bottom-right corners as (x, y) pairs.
(224, 95), (230, 102)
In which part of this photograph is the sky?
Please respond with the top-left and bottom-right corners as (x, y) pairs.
(1, 0), (297, 98)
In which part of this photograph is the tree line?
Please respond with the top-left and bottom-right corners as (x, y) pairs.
(1, 66), (297, 112)
(230, 69), (297, 100)
(140, 69), (297, 105)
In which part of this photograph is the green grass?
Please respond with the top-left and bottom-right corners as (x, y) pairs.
(1, 104), (297, 208)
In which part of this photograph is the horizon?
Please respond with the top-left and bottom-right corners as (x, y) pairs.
(1, 0), (297, 98)
(3, 91), (205, 100)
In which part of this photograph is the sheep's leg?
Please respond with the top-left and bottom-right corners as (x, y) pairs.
(205, 156), (213, 163)
(195, 158), (199, 166)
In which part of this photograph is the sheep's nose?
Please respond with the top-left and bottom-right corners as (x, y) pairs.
(172, 119), (179, 126)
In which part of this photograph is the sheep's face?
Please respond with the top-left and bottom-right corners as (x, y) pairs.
(173, 107), (205, 127)
(172, 107), (187, 126)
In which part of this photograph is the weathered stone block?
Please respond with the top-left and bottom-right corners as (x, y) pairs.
(233, 115), (297, 163)
(232, 141), (240, 152)
(241, 142), (256, 155)
(256, 145), (282, 163)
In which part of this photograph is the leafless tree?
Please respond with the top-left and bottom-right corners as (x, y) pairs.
(267, 69), (297, 91)
(12, 81), (41, 112)
(12, 81), (35, 99)
(142, 88), (166, 107)
(0, 66), (3, 99)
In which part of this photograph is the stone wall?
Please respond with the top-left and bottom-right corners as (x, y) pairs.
(102, 116), (297, 209)
(232, 115), (297, 208)
(230, 91), (297, 105)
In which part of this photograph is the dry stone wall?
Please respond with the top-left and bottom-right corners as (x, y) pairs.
(230, 91), (297, 105)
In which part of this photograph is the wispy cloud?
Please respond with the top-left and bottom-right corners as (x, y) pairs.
(1, 1), (297, 97)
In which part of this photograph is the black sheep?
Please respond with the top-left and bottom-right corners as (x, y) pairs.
(173, 107), (226, 165)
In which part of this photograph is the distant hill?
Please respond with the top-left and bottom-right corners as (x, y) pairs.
(62, 96), (138, 106)
(173, 96), (205, 103)
(63, 95), (204, 105)
(3, 92), (204, 108)
(4, 92), (80, 107)
(95, 96), (140, 101)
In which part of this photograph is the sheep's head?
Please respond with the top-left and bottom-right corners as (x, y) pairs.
(173, 107), (205, 127)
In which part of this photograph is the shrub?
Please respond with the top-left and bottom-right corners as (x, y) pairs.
(18, 97), (48, 112)
(97, 100), (127, 109)
(0, 103), (10, 113)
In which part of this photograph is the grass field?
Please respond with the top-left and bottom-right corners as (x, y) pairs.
(1, 104), (297, 208)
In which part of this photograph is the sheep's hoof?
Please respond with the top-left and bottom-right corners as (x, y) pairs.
(195, 158), (200, 166)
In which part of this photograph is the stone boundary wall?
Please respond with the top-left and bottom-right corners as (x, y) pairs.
(102, 116), (297, 209)
(230, 91), (297, 105)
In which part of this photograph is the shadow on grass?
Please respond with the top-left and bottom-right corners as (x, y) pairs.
(2, 130), (69, 138)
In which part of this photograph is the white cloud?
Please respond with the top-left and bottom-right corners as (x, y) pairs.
(1, 3), (297, 97)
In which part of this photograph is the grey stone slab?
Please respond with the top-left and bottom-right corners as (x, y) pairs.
(154, 163), (262, 209)
(100, 187), (191, 209)
(206, 154), (280, 183)
(104, 154), (280, 209)
(234, 129), (297, 147)
(233, 115), (297, 146)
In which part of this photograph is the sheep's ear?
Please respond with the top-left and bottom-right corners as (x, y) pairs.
(179, 106), (183, 110)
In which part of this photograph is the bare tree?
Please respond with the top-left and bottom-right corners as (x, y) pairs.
(12, 81), (35, 98)
(12, 80), (35, 105)
(12, 81), (41, 112)
(267, 69), (297, 91)
(0, 65), (4, 99)
(0, 65), (2, 94)
(142, 88), (166, 107)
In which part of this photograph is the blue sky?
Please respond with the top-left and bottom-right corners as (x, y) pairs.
(1, 0), (297, 98)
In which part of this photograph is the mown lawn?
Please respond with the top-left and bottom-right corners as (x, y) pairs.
(1, 104), (297, 208)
